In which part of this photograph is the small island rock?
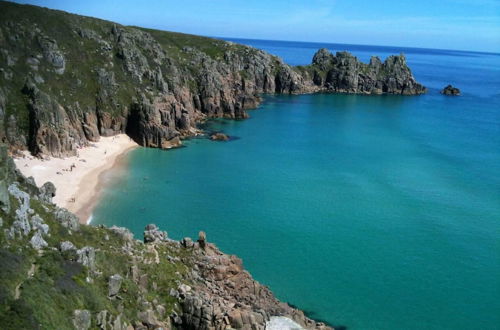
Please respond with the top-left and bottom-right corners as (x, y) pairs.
(210, 132), (229, 141)
(441, 85), (461, 96)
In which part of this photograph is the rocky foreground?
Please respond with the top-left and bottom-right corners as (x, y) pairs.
(0, 2), (426, 158)
(0, 145), (331, 329)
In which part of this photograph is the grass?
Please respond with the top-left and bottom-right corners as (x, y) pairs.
(0, 171), (190, 329)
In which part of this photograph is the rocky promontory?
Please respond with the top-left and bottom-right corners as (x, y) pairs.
(0, 2), (426, 158)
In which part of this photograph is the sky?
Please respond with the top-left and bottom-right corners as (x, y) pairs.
(10, 0), (500, 53)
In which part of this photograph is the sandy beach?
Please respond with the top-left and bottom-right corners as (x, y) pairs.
(14, 134), (138, 224)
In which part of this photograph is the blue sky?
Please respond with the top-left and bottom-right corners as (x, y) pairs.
(11, 0), (500, 52)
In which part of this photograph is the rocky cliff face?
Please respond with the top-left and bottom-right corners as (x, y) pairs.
(0, 2), (425, 157)
(301, 48), (427, 95)
(0, 146), (331, 329)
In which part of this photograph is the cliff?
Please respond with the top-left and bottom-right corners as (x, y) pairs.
(0, 145), (331, 329)
(0, 1), (426, 157)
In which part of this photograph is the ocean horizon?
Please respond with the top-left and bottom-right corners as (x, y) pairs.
(221, 36), (500, 57)
(92, 38), (500, 329)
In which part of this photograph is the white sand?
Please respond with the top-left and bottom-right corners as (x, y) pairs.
(14, 134), (138, 223)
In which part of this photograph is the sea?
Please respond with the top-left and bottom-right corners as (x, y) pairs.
(92, 39), (500, 330)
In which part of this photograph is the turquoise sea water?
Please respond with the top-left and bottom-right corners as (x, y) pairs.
(92, 40), (500, 329)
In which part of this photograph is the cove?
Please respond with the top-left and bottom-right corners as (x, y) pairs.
(92, 91), (500, 329)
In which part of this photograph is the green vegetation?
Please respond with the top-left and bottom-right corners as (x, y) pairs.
(0, 166), (190, 329)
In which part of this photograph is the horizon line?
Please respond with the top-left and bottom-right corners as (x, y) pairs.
(212, 35), (500, 57)
(5, 1), (500, 56)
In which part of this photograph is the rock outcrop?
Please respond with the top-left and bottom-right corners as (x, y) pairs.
(210, 132), (230, 141)
(303, 48), (427, 95)
(0, 2), (425, 157)
(441, 84), (461, 96)
(173, 233), (330, 330)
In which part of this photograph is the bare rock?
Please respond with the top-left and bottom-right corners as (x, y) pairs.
(143, 224), (167, 243)
(181, 237), (194, 248)
(55, 208), (80, 231)
(198, 231), (206, 249)
(210, 132), (229, 141)
(60, 240), (76, 252)
(30, 214), (49, 235)
(7, 183), (32, 238)
(77, 246), (96, 270)
(30, 230), (48, 250)
(110, 226), (134, 241)
(96, 310), (108, 329)
(73, 309), (91, 330)
(39, 181), (56, 203)
(310, 48), (426, 95)
(108, 274), (123, 297)
(441, 84), (461, 96)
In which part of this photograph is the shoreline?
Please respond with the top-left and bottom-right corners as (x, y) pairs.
(14, 134), (138, 224)
(74, 145), (135, 223)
